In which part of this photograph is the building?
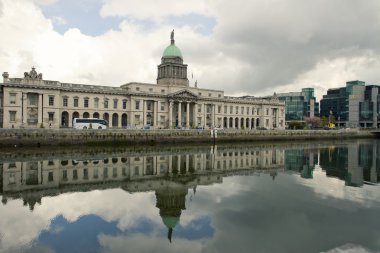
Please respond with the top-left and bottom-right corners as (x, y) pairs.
(0, 31), (285, 130)
(320, 80), (380, 128)
(277, 88), (319, 125)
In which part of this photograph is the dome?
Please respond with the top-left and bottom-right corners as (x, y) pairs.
(161, 215), (180, 229)
(163, 44), (183, 59)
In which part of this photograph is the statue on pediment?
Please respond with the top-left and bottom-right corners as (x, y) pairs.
(24, 67), (43, 80)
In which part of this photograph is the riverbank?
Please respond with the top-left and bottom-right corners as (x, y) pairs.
(0, 128), (375, 147)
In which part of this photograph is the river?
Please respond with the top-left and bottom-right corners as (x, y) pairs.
(0, 139), (379, 253)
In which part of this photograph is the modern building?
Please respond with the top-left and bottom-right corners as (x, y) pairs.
(277, 88), (319, 125)
(320, 80), (380, 128)
(0, 31), (285, 130)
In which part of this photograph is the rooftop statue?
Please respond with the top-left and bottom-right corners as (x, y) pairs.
(24, 67), (43, 80)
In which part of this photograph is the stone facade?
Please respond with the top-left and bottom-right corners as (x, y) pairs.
(0, 33), (285, 130)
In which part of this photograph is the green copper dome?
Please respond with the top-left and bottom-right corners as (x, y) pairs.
(161, 215), (180, 229)
(163, 44), (183, 59)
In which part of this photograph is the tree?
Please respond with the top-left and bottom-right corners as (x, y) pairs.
(304, 116), (321, 128)
(321, 116), (329, 126)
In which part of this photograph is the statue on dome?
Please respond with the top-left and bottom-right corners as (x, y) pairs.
(171, 29), (174, 40)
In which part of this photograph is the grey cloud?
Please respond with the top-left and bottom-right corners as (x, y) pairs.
(206, 0), (380, 94)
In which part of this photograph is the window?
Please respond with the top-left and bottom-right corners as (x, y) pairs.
(48, 172), (54, 182)
(252, 108), (255, 115)
(84, 98), (89, 108)
(9, 111), (16, 122)
(94, 98), (99, 108)
(123, 100), (127, 109)
(247, 107), (249, 115)
(134, 115), (140, 124)
(136, 87), (140, 91)
(266, 119), (269, 127)
(160, 115), (165, 124)
(135, 100), (140, 110)
(230, 106), (233, 114)
(257, 108), (260, 115)
(224, 106), (227, 114)
(104, 99), (108, 109)
(48, 96), (54, 106)
(10, 93), (16, 105)
(241, 107), (244, 114)
(218, 105), (221, 113)
(48, 112), (54, 122)
(63, 97), (68, 107)
(218, 94), (222, 98)
(161, 89), (165, 93)
(149, 88), (153, 92)
(74, 97), (79, 107)
(198, 92), (202, 96)
(208, 93), (212, 97)
(62, 170), (68, 181)
(198, 104), (202, 112)
(266, 109), (269, 115)
(113, 99), (118, 109)
(29, 94), (38, 106)
(236, 106), (239, 114)
(161, 102), (165, 111)
(147, 102), (152, 111)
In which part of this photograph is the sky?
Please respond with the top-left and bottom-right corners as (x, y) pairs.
(1, 0), (380, 100)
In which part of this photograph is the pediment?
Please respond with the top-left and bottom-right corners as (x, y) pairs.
(168, 89), (198, 100)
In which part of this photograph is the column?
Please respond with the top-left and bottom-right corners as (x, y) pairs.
(203, 104), (206, 128)
(178, 102), (182, 128)
(193, 103), (197, 127)
(186, 155), (189, 173)
(276, 108), (279, 129)
(143, 100), (147, 126)
(186, 102), (190, 128)
(168, 155), (173, 173)
(38, 93), (43, 126)
(169, 101), (173, 129)
(211, 104), (215, 128)
(22, 93), (27, 126)
(154, 101), (158, 128)
(177, 155), (181, 172)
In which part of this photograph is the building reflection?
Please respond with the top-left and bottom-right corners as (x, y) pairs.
(319, 142), (380, 187)
(283, 140), (380, 187)
(0, 144), (284, 242)
(1, 141), (379, 241)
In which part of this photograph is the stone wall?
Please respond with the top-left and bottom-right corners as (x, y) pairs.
(0, 128), (374, 148)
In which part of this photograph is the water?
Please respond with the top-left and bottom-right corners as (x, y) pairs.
(0, 140), (379, 253)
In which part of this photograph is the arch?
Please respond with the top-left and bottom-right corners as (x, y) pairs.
(235, 117), (239, 128)
(122, 113), (128, 128)
(112, 113), (118, 128)
(61, 111), (69, 128)
(103, 113), (109, 126)
(256, 118), (260, 128)
(251, 118), (255, 129)
(72, 111), (79, 125)
(93, 112), (100, 119)
(83, 112), (90, 118)
(246, 118), (250, 128)
(240, 118), (244, 128)
(223, 117), (228, 128)
(229, 117), (233, 128)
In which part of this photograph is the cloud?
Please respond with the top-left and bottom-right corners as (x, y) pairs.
(321, 243), (378, 253)
(2, 0), (380, 100)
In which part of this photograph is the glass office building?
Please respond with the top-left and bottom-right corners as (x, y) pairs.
(320, 81), (380, 128)
(277, 88), (319, 122)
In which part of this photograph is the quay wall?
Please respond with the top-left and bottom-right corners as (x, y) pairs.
(0, 129), (375, 147)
